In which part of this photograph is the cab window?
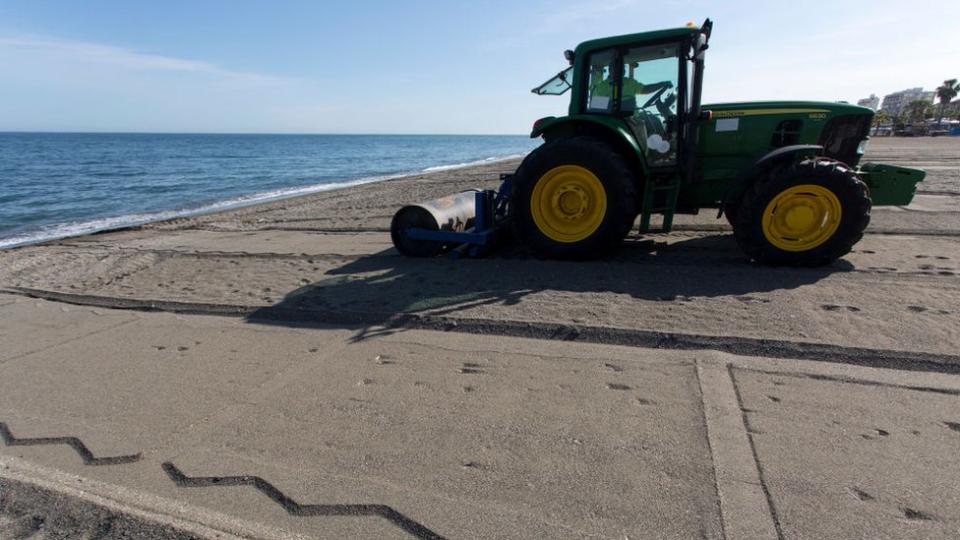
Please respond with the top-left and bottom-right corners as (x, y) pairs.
(585, 50), (616, 113)
(621, 43), (681, 166)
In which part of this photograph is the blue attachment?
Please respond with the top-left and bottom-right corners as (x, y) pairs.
(404, 175), (512, 258)
(406, 190), (497, 258)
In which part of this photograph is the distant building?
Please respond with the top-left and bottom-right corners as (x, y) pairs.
(881, 87), (935, 116)
(857, 94), (879, 111)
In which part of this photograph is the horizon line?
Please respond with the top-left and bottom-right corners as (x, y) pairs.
(0, 130), (533, 137)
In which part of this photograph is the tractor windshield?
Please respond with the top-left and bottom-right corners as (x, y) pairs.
(583, 43), (682, 167)
(623, 43), (681, 166)
(532, 67), (573, 95)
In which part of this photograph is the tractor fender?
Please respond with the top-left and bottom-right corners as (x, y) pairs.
(531, 115), (648, 176)
(719, 144), (824, 218)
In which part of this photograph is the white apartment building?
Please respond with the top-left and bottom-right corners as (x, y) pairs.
(881, 88), (935, 115)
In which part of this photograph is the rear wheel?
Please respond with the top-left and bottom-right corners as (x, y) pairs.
(510, 137), (637, 259)
(733, 158), (871, 266)
(722, 202), (738, 228)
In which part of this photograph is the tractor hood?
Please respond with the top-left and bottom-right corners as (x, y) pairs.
(695, 99), (878, 189)
(702, 100), (873, 118)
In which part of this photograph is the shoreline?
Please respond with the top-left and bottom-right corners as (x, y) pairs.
(0, 152), (527, 250)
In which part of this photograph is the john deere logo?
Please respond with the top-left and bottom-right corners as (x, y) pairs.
(712, 108), (830, 120)
(713, 111), (744, 119)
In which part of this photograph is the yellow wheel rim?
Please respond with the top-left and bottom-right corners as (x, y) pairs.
(530, 165), (607, 243)
(762, 184), (842, 252)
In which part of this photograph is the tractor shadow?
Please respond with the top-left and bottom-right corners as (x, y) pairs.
(247, 233), (853, 337)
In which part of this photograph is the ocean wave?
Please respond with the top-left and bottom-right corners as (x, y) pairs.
(0, 175), (392, 249)
(0, 152), (526, 249)
(421, 153), (525, 173)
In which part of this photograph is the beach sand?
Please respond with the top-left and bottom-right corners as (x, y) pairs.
(3, 137), (959, 358)
(2, 136), (960, 539)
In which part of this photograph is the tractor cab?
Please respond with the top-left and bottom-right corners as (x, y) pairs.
(533, 22), (711, 175)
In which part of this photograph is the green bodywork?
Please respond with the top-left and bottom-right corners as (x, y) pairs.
(856, 162), (926, 206)
(529, 24), (925, 231)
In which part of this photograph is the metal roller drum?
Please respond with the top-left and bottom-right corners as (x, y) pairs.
(390, 190), (479, 257)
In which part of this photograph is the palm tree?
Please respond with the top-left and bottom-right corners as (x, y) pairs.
(946, 101), (960, 121)
(871, 110), (891, 135)
(899, 100), (932, 135)
(935, 78), (959, 125)
(905, 100), (931, 122)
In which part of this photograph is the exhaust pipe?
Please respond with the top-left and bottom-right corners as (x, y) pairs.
(390, 190), (479, 257)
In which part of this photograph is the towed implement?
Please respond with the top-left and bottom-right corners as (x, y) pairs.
(391, 19), (925, 266)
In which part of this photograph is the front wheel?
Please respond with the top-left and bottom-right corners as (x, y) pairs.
(510, 137), (637, 259)
(732, 158), (871, 266)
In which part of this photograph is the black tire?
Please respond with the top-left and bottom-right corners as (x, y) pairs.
(510, 136), (637, 259)
(733, 157), (871, 266)
(722, 202), (738, 228)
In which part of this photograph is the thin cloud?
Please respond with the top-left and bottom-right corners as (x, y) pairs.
(0, 35), (289, 85)
(537, 0), (635, 33)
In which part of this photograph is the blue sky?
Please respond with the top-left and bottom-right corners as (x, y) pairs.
(1, 0), (957, 134)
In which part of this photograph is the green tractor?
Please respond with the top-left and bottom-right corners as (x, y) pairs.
(391, 19), (925, 266)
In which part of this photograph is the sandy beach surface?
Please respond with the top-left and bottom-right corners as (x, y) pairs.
(2, 137), (960, 539)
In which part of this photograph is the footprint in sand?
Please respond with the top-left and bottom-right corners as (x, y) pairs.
(606, 383), (631, 391)
(902, 507), (936, 521)
(850, 487), (875, 502)
(907, 305), (928, 313)
(459, 362), (484, 374)
(821, 304), (861, 313)
(735, 295), (771, 304)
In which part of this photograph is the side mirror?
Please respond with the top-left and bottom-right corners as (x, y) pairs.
(563, 49), (575, 65)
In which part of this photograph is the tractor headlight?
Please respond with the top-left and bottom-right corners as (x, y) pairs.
(856, 138), (869, 155)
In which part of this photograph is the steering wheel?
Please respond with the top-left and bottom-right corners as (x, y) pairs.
(641, 85), (669, 109)
(656, 92), (677, 119)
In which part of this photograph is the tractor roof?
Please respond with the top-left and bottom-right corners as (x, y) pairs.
(573, 27), (699, 55)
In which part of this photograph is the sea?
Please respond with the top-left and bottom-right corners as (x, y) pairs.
(0, 133), (538, 249)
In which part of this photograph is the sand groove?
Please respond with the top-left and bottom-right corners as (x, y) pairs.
(6, 286), (960, 374)
(161, 462), (445, 539)
(0, 422), (141, 466)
